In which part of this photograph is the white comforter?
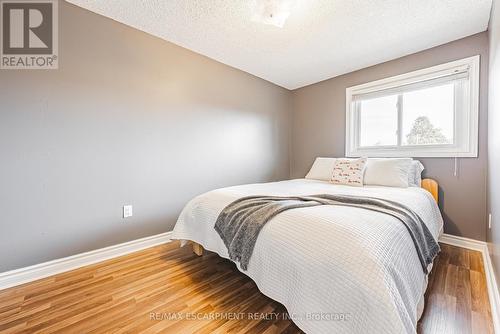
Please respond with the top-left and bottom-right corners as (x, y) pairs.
(172, 179), (443, 333)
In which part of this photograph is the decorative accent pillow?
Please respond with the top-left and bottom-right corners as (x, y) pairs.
(330, 158), (367, 186)
(305, 157), (337, 181)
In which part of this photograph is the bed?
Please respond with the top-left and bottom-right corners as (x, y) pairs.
(171, 178), (443, 334)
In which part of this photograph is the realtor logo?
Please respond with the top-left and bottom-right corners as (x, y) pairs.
(1, 0), (58, 69)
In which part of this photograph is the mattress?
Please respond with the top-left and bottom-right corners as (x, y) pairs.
(172, 179), (443, 333)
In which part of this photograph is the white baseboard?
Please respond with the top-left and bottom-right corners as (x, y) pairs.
(439, 233), (486, 252)
(0, 231), (172, 291)
(439, 233), (500, 333)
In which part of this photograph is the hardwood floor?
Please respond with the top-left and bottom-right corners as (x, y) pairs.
(418, 243), (493, 334)
(0, 242), (493, 333)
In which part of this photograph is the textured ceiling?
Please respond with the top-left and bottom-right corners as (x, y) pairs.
(67, 0), (492, 90)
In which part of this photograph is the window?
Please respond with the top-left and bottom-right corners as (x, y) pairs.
(345, 56), (480, 157)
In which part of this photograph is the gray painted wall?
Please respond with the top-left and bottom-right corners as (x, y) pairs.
(291, 33), (489, 241)
(0, 1), (492, 273)
(487, 1), (500, 280)
(0, 2), (291, 271)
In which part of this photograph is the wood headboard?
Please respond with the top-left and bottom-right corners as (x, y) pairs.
(421, 178), (438, 202)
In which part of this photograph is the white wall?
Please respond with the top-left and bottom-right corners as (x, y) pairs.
(487, 0), (500, 279)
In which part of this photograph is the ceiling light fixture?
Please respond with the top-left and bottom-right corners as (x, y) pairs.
(251, 0), (296, 28)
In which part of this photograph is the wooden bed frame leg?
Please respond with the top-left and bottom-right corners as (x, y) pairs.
(192, 242), (203, 256)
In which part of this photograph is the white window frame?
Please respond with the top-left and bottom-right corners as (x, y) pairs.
(345, 55), (480, 158)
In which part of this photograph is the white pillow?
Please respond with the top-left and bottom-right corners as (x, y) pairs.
(364, 158), (412, 188)
(305, 157), (337, 181)
(408, 160), (425, 187)
(330, 158), (367, 187)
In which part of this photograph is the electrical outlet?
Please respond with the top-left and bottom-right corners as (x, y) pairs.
(489, 213), (492, 229)
(123, 205), (133, 218)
